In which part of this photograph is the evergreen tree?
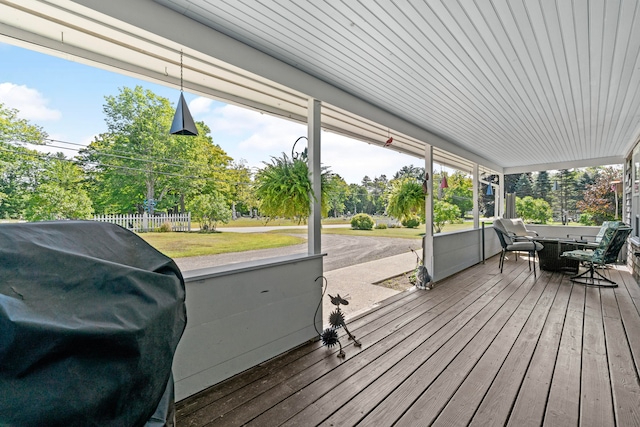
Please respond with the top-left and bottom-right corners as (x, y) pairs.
(533, 171), (552, 203)
(514, 173), (534, 197)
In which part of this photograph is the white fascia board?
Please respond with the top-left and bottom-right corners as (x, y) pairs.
(503, 156), (625, 175)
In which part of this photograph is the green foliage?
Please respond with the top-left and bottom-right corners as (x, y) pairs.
(0, 103), (49, 219)
(579, 213), (595, 225)
(533, 171), (552, 203)
(360, 175), (389, 214)
(401, 216), (421, 228)
(254, 153), (331, 223)
(441, 171), (472, 217)
(433, 200), (461, 233)
(393, 165), (425, 181)
(24, 157), (93, 221)
(189, 192), (232, 232)
(326, 174), (350, 217)
(346, 183), (368, 215)
(0, 103), (47, 146)
(386, 178), (425, 222)
(515, 196), (552, 224)
(350, 213), (374, 230)
(79, 86), (231, 215)
(374, 223), (388, 229)
(576, 167), (621, 224)
(514, 173), (534, 197)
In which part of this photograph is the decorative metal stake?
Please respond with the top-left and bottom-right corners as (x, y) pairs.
(314, 276), (362, 358)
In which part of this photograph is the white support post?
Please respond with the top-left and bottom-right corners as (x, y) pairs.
(308, 98), (322, 255)
(424, 145), (434, 279)
(473, 163), (479, 229)
(497, 172), (504, 217)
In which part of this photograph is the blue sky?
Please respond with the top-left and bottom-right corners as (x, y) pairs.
(0, 43), (420, 184)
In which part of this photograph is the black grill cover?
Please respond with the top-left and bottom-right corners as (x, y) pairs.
(0, 221), (187, 426)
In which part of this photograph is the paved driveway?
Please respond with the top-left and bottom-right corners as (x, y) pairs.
(173, 233), (422, 272)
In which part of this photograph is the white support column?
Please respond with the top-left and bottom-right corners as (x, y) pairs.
(308, 98), (322, 255)
(424, 145), (434, 278)
(497, 172), (504, 217)
(473, 163), (479, 229)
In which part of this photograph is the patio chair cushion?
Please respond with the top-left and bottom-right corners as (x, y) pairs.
(500, 218), (538, 237)
(506, 241), (543, 252)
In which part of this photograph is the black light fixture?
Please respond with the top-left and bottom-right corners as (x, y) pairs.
(170, 50), (198, 136)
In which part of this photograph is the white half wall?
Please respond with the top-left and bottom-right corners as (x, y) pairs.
(172, 254), (324, 401)
(432, 226), (501, 282)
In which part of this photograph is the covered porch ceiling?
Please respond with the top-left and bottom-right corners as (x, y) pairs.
(1, 0), (638, 174)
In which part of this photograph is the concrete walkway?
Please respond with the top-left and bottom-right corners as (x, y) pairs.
(320, 251), (417, 321)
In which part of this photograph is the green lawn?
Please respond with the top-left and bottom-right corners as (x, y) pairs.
(139, 219), (587, 259)
(140, 231), (305, 258)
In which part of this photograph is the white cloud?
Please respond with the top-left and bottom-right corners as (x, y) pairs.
(0, 82), (61, 121)
(188, 96), (214, 115)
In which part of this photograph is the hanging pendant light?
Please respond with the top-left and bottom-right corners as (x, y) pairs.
(486, 184), (493, 196)
(170, 50), (198, 136)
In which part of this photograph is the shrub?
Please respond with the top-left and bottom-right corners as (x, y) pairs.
(401, 216), (421, 228)
(375, 223), (388, 229)
(579, 213), (595, 225)
(351, 213), (374, 230)
(156, 221), (172, 232)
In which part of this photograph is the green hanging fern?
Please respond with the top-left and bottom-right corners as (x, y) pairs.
(254, 153), (332, 224)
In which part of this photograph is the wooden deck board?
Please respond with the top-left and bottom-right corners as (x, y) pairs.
(175, 259), (640, 427)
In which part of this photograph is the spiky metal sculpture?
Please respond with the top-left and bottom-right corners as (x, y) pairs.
(327, 294), (361, 347)
(314, 277), (362, 358)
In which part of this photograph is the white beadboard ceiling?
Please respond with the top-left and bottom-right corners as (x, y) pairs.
(155, 0), (640, 172)
(1, 0), (639, 173)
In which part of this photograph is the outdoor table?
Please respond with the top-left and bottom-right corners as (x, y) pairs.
(532, 237), (580, 273)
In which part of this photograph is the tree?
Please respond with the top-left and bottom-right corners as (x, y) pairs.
(346, 183), (367, 215)
(254, 153), (332, 223)
(504, 174), (520, 194)
(433, 200), (461, 233)
(227, 160), (256, 218)
(0, 103), (48, 219)
(442, 171), (472, 217)
(189, 192), (232, 231)
(0, 103), (47, 145)
(533, 171), (552, 203)
(393, 164), (425, 181)
(551, 169), (579, 224)
(25, 155), (93, 221)
(515, 196), (552, 224)
(514, 173), (534, 197)
(79, 86), (231, 215)
(577, 167), (622, 224)
(326, 174), (350, 217)
(386, 178), (425, 222)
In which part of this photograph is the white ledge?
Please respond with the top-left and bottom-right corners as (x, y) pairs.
(182, 253), (326, 283)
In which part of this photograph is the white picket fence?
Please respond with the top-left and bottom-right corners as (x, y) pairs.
(92, 213), (191, 232)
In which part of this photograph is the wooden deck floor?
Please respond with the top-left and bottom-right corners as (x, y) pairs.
(176, 256), (640, 427)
